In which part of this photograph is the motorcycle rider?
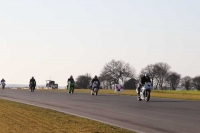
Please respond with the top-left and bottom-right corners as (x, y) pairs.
(1, 78), (6, 87)
(68, 75), (75, 82)
(67, 75), (75, 88)
(91, 75), (100, 90)
(29, 76), (36, 91)
(1, 78), (6, 84)
(137, 73), (151, 97)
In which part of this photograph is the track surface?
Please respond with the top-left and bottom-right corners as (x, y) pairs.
(0, 89), (199, 133)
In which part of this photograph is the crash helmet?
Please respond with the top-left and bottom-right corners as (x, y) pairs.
(145, 73), (150, 77)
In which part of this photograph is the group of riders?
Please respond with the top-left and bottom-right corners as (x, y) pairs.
(67, 75), (100, 93)
(55, 73), (151, 98)
(27, 75), (101, 92)
(1, 72), (152, 98)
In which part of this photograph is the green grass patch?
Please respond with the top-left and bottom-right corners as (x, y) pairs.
(0, 99), (134, 133)
(39, 89), (200, 101)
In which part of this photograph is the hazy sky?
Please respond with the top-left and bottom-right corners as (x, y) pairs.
(0, 0), (200, 85)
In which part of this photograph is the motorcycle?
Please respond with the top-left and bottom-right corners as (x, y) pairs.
(29, 82), (35, 92)
(1, 82), (6, 89)
(91, 81), (99, 95)
(68, 81), (75, 93)
(136, 82), (153, 102)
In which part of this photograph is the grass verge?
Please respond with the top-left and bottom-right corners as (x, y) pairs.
(39, 89), (200, 101)
(0, 99), (134, 133)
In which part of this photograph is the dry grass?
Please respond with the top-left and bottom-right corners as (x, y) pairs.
(0, 99), (134, 133)
(150, 90), (200, 100)
(39, 89), (200, 100)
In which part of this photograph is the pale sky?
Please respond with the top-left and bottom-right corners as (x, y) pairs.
(0, 0), (200, 86)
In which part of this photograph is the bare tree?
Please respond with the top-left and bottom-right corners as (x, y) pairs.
(124, 78), (137, 90)
(99, 74), (112, 89)
(152, 62), (171, 90)
(192, 76), (200, 90)
(100, 60), (135, 87)
(181, 76), (192, 90)
(76, 73), (92, 89)
(138, 68), (146, 79)
(166, 72), (181, 90)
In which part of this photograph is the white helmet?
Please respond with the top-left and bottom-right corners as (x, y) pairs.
(145, 73), (150, 77)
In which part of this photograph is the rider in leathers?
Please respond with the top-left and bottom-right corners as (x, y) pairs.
(91, 75), (100, 90)
(67, 75), (75, 88)
(29, 77), (36, 90)
(1, 78), (6, 87)
(137, 73), (151, 97)
(1, 78), (6, 84)
(68, 75), (75, 83)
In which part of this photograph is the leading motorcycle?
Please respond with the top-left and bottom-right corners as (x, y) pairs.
(136, 82), (153, 102)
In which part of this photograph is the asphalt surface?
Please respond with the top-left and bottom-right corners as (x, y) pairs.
(0, 89), (199, 133)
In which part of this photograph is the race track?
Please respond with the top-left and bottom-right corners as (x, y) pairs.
(0, 89), (199, 133)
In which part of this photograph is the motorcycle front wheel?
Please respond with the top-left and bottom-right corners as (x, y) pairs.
(95, 90), (98, 95)
(145, 90), (150, 101)
(137, 96), (142, 101)
(71, 87), (74, 93)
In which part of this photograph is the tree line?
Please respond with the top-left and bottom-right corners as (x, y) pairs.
(75, 59), (200, 90)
